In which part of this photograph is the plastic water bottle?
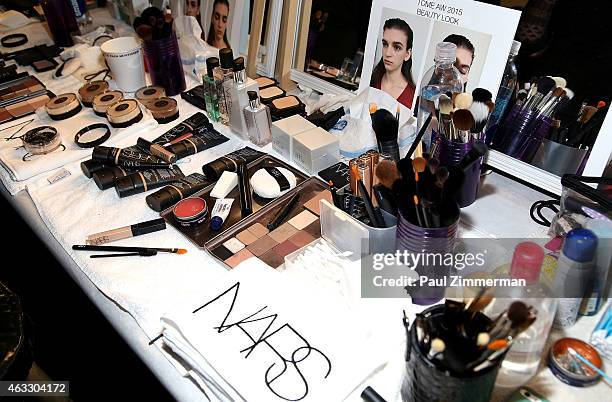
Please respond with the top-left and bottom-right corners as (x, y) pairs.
(486, 40), (521, 144)
(416, 42), (463, 150)
(489, 242), (557, 388)
(194, 54), (207, 83)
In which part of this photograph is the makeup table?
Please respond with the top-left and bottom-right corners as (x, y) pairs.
(1, 9), (610, 402)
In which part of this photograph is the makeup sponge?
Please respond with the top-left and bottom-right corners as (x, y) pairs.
(250, 167), (297, 199)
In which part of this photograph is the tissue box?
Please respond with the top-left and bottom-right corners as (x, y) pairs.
(271, 115), (317, 161)
(292, 127), (340, 174)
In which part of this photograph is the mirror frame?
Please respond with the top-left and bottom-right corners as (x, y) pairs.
(255, 0), (284, 77)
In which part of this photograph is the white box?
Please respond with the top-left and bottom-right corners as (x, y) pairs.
(271, 115), (317, 161)
(291, 127), (340, 174)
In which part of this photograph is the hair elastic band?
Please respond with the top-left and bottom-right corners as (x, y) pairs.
(74, 123), (111, 148)
(1, 33), (28, 48)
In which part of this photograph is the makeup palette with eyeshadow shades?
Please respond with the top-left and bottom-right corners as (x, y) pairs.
(204, 178), (330, 269)
(0, 75), (49, 124)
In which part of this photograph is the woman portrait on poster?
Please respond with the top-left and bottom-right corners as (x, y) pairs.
(207, 0), (231, 49)
(370, 18), (416, 109)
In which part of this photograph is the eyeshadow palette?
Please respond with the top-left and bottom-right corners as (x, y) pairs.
(0, 75), (50, 124)
(205, 177), (329, 269)
(161, 154), (309, 248)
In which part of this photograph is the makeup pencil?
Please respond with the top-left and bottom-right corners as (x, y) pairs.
(72, 245), (187, 255)
(86, 218), (166, 245)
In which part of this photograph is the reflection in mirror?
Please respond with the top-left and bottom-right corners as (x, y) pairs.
(295, 0), (372, 91)
(485, 0), (611, 186)
(239, 0), (283, 76)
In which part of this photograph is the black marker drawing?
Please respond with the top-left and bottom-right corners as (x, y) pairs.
(193, 282), (332, 401)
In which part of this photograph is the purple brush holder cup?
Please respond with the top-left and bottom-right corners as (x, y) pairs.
(494, 108), (552, 163)
(395, 205), (459, 305)
(143, 33), (186, 96)
(433, 133), (482, 208)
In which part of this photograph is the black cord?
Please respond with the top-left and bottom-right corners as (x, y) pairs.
(84, 68), (111, 82)
(530, 199), (560, 227)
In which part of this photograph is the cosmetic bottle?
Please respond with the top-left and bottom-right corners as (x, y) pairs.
(553, 228), (598, 329)
(224, 57), (259, 139)
(244, 91), (272, 146)
(416, 42), (463, 150)
(40, 0), (80, 47)
(203, 57), (221, 122)
(488, 242), (557, 388)
(194, 54), (206, 83)
(486, 40), (521, 142)
(215, 48), (235, 125)
(580, 219), (612, 315)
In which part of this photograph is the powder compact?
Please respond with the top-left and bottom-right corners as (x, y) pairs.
(254, 76), (278, 90)
(269, 96), (306, 120)
(21, 126), (62, 155)
(45, 93), (82, 120)
(92, 90), (123, 117)
(135, 85), (166, 105)
(32, 58), (58, 73)
(173, 197), (208, 227)
(258, 86), (286, 104)
(146, 97), (179, 124)
(106, 99), (142, 128)
(78, 80), (109, 107)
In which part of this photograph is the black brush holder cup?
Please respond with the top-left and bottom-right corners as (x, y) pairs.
(401, 305), (502, 402)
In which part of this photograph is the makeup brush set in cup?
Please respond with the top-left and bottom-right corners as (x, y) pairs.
(401, 296), (537, 402)
(490, 76), (575, 163)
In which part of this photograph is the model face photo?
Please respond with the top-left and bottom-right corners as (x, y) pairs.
(185, 0), (199, 17)
(382, 28), (412, 74)
(212, 2), (229, 44)
(455, 46), (474, 85)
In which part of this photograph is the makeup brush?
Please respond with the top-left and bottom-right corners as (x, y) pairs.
(358, 179), (383, 228)
(523, 76), (555, 111)
(477, 332), (491, 347)
(371, 109), (400, 162)
(438, 95), (453, 139)
(406, 112), (432, 159)
(396, 104), (401, 121)
(551, 76), (567, 89)
(597, 100), (606, 109)
(375, 159), (400, 190)
(427, 338), (445, 359)
(451, 109), (475, 142)
(472, 88), (492, 103)
(469, 101), (491, 138)
(458, 141), (488, 170)
(369, 103), (378, 114)
(412, 157), (428, 194)
(72, 245), (187, 254)
(537, 87), (565, 117)
(516, 89), (528, 105)
(454, 92), (473, 111)
(267, 193), (301, 231)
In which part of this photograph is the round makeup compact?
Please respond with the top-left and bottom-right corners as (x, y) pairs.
(269, 96), (306, 120)
(45, 93), (82, 120)
(22, 126), (62, 155)
(92, 90), (123, 117)
(173, 197), (208, 227)
(146, 97), (179, 124)
(548, 337), (603, 387)
(78, 80), (109, 107)
(106, 99), (142, 128)
(249, 166), (297, 199)
(135, 85), (166, 105)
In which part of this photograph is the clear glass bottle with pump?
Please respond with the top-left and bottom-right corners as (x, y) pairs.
(215, 48), (235, 125)
(203, 57), (221, 122)
(486, 242), (557, 388)
(244, 91), (272, 146)
(224, 57), (259, 139)
(486, 40), (521, 143)
(416, 42), (463, 150)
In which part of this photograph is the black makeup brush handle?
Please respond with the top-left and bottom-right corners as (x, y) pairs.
(377, 140), (400, 163)
(361, 386), (387, 402)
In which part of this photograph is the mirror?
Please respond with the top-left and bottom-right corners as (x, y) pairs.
(291, 0), (373, 95)
(483, 0), (611, 195)
(238, 0), (284, 77)
(288, 0), (611, 196)
(172, 0), (281, 76)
